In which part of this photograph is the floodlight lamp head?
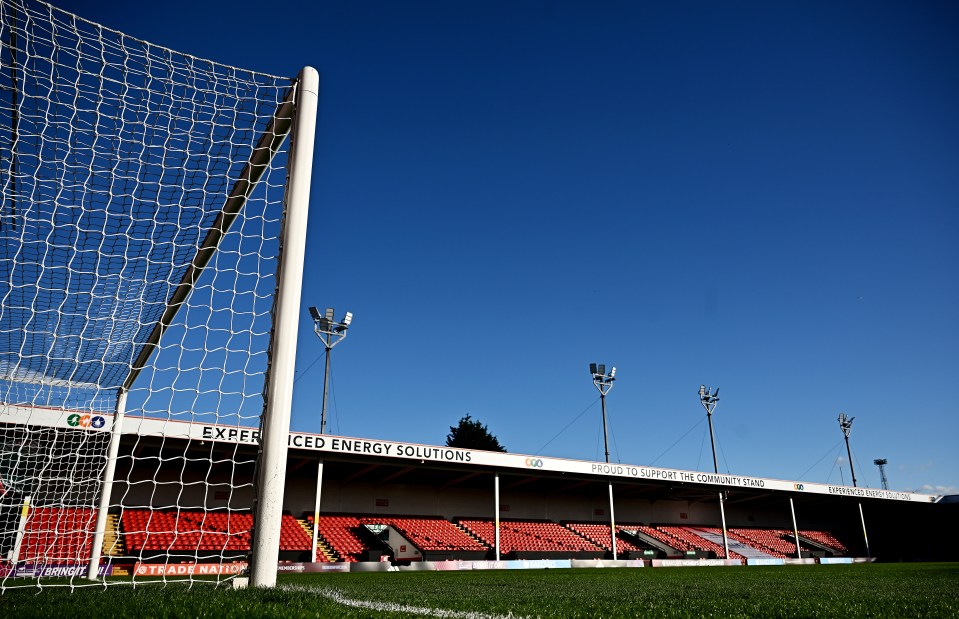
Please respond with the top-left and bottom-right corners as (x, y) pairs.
(589, 363), (598, 375)
(609, 367), (616, 379)
(700, 385), (718, 401)
(308, 306), (321, 322)
(325, 307), (335, 321)
(342, 311), (353, 327)
(598, 364), (606, 376)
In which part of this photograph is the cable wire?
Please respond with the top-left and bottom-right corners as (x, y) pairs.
(826, 442), (846, 484)
(796, 438), (846, 481)
(293, 351), (324, 385)
(534, 397), (599, 455)
(648, 416), (706, 467)
(696, 424), (708, 471)
(715, 426), (732, 474)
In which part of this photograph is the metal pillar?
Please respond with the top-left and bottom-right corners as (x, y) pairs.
(838, 412), (857, 487)
(494, 473), (501, 561)
(608, 482), (617, 560)
(600, 392), (610, 464)
(789, 497), (801, 558)
(858, 502), (871, 558)
(320, 346), (332, 434)
(311, 460), (325, 562)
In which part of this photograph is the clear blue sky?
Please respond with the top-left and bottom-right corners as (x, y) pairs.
(62, 1), (958, 495)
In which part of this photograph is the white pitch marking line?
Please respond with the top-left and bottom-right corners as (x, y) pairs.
(280, 584), (532, 619)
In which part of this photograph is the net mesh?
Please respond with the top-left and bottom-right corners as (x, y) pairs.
(0, 0), (298, 588)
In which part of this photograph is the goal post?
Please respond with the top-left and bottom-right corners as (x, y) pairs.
(84, 67), (319, 586)
(249, 65), (318, 589)
(1, 0), (317, 590)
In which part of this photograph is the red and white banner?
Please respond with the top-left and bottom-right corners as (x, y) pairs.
(133, 561), (247, 576)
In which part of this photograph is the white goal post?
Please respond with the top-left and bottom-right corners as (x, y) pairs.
(0, 0), (315, 590)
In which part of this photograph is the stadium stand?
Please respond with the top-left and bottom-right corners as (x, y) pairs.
(636, 525), (693, 552)
(457, 518), (604, 557)
(382, 516), (487, 553)
(799, 529), (849, 554)
(15, 504), (861, 566)
(120, 509), (311, 555)
(306, 514), (374, 562)
(638, 525), (746, 560)
(730, 528), (812, 558)
(307, 514), (488, 561)
(563, 522), (646, 554)
(16, 507), (97, 565)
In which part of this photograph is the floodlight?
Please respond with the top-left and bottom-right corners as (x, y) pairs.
(587, 361), (616, 463)
(837, 412), (858, 487)
(308, 302), (354, 432)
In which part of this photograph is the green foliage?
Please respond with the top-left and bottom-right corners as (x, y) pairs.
(5, 563), (959, 618)
(445, 414), (506, 452)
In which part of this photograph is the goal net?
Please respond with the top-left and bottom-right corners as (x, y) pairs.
(0, 0), (315, 589)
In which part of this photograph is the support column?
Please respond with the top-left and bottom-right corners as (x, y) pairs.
(858, 502), (871, 558)
(789, 497), (801, 558)
(494, 473), (501, 561)
(311, 459), (324, 562)
(87, 390), (128, 580)
(607, 482), (617, 560)
(493, 473), (500, 561)
(717, 492), (729, 559)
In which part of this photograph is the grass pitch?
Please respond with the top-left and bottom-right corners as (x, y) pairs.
(4, 563), (958, 618)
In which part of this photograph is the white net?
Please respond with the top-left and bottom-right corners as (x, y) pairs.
(0, 0), (306, 589)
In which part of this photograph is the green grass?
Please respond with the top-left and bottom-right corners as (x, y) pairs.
(4, 563), (958, 618)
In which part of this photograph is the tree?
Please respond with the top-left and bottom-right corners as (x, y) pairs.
(446, 414), (506, 452)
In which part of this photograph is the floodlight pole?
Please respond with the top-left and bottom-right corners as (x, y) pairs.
(309, 307), (352, 435)
(838, 413), (857, 487)
(307, 306), (352, 563)
(699, 385), (729, 560)
(590, 364), (616, 464)
(874, 458), (888, 491)
(838, 412), (870, 558)
(590, 364), (618, 560)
